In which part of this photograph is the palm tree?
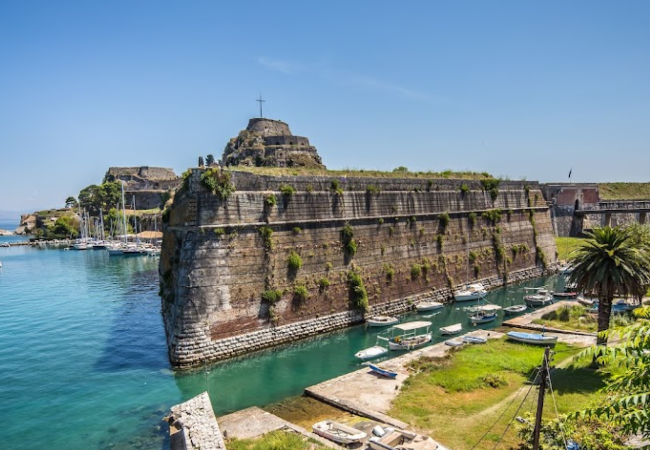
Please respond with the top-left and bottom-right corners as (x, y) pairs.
(568, 226), (650, 345)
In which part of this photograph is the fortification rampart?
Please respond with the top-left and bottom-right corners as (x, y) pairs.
(160, 171), (556, 368)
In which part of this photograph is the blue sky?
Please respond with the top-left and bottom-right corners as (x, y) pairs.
(1, 1), (649, 212)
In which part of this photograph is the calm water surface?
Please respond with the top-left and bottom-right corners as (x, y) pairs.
(0, 234), (564, 450)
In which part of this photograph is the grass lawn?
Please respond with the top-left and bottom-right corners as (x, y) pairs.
(388, 339), (609, 450)
(555, 236), (584, 261)
(227, 430), (329, 450)
(533, 305), (598, 333)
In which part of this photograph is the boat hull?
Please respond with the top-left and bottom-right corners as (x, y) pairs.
(469, 312), (497, 324)
(388, 333), (432, 351)
(368, 364), (397, 378)
(355, 345), (388, 360)
(506, 331), (558, 346)
(439, 323), (462, 335)
(312, 421), (367, 445)
(415, 302), (443, 312)
(366, 316), (399, 327)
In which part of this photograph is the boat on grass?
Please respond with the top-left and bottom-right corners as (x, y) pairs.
(503, 304), (527, 315)
(506, 331), (558, 346)
(369, 427), (449, 450)
(439, 323), (462, 335)
(524, 287), (554, 307)
(368, 364), (398, 378)
(415, 301), (444, 312)
(462, 335), (487, 344)
(312, 420), (367, 445)
(453, 283), (487, 302)
(355, 345), (388, 360)
(366, 315), (399, 327)
(377, 321), (433, 351)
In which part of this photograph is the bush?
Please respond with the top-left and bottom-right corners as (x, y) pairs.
(200, 169), (235, 200)
(482, 209), (502, 224)
(366, 185), (380, 194)
(439, 212), (450, 229)
(384, 264), (395, 284)
(265, 194), (277, 207)
(348, 270), (369, 311)
(317, 277), (330, 291)
(411, 264), (423, 279)
(279, 183), (296, 197)
(436, 234), (444, 249)
(378, 217), (384, 225)
(480, 178), (500, 202)
(214, 228), (225, 238)
(293, 284), (308, 301)
(468, 212), (477, 226)
(261, 289), (283, 304)
(341, 223), (357, 257)
(460, 184), (470, 195)
(287, 251), (302, 271)
(292, 227), (301, 235)
(259, 226), (273, 250)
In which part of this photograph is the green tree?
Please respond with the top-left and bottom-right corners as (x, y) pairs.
(574, 306), (650, 441)
(65, 196), (78, 209)
(568, 226), (650, 345)
(206, 154), (215, 166)
(77, 182), (122, 215)
(51, 216), (79, 239)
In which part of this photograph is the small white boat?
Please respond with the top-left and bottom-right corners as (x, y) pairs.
(378, 321), (433, 351)
(415, 301), (444, 312)
(503, 304), (527, 315)
(445, 338), (464, 347)
(469, 310), (498, 324)
(369, 427), (449, 450)
(462, 335), (487, 344)
(506, 331), (558, 346)
(355, 345), (388, 360)
(453, 283), (488, 302)
(366, 315), (399, 327)
(439, 323), (462, 335)
(0, 260), (3, 269)
(524, 288), (554, 307)
(312, 420), (367, 445)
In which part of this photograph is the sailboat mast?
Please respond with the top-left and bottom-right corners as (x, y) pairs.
(120, 182), (128, 244)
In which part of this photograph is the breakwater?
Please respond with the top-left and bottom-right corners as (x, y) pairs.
(160, 170), (557, 368)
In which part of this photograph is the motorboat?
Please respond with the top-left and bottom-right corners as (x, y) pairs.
(462, 335), (487, 344)
(366, 315), (399, 327)
(355, 345), (388, 360)
(524, 287), (554, 307)
(415, 301), (444, 312)
(506, 331), (558, 346)
(439, 323), (462, 335)
(377, 321), (433, 351)
(469, 310), (498, 324)
(312, 420), (367, 445)
(368, 364), (398, 378)
(368, 427), (449, 450)
(453, 283), (487, 302)
(503, 304), (527, 315)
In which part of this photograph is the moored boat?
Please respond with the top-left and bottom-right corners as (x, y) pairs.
(378, 321), (433, 351)
(445, 338), (464, 347)
(368, 364), (398, 378)
(368, 427), (449, 450)
(503, 304), (527, 315)
(355, 345), (388, 360)
(552, 291), (578, 299)
(506, 331), (558, 346)
(524, 287), (554, 307)
(469, 310), (498, 324)
(366, 315), (399, 327)
(439, 323), (462, 335)
(415, 301), (444, 312)
(453, 283), (487, 302)
(462, 335), (487, 344)
(312, 420), (367, 445)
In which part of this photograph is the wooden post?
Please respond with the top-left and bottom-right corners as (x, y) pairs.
(532, 347), (550, 450)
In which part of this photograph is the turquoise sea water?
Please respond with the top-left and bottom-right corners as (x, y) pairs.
(0, 235), (564, 450)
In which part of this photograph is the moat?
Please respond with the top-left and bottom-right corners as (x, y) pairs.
(1, 235), (565, 450)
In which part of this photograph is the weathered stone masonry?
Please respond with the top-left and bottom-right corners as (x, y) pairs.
(160, 171), (556, 368)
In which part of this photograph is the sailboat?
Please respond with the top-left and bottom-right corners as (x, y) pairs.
(122, 195), (147, 256)
(107, 182), (130, 256)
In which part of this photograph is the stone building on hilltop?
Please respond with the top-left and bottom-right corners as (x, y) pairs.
(222, 118), (325, 169)
(103, 166), (181, 210)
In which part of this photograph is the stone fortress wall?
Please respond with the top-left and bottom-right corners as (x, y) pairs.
(160, 170), (557, 368)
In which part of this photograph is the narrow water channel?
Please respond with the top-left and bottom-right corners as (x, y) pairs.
(176, 275), (568, 416)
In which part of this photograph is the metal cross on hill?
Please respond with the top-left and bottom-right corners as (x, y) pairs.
(256, 94), (265, 118)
